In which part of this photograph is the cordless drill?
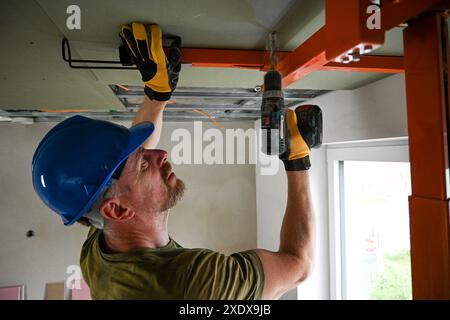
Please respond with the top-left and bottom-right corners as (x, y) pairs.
(261, 69), (288, 155)
(260, 71), (323, 157)
(260, 31), (322, 157)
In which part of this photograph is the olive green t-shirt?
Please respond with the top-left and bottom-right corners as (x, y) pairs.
(80, 227), (264, 300)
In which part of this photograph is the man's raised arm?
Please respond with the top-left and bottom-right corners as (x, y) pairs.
(132, 97), (167, 149)
(119, 22), (181, 149)
(255, 106), (321, 300)
(255, 171), (315, 299)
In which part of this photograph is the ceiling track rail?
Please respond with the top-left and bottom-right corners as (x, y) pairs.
(110, 85), (329, 115)
(110, 85), (327, 101)
(0, 86), (328, 123)
(0, 110), (260, 123)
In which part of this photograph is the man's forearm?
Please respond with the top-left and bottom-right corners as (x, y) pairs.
(132, 96), (167, 149)
(280, 171), (315, 277)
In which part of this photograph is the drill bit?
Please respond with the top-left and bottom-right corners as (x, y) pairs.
(266, 32), (279, 71)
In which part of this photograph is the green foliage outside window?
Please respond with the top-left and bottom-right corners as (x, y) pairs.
(369, 250), (412, 300)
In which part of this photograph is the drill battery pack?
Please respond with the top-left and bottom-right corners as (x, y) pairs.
(295, 104), (323, 149)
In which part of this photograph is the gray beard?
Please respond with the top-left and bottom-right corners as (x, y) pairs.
(159, 178), (186, 212)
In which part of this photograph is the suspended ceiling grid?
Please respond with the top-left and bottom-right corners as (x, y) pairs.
(0, 0), (404, 112)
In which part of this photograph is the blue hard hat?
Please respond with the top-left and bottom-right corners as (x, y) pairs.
(31, 115), (154, 226)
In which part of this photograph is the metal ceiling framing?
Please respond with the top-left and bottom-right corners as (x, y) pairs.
(0, 86), (329, 123)
(111, 85), (329, 111)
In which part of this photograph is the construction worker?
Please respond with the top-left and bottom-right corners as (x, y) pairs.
(31, 23), (315, 299)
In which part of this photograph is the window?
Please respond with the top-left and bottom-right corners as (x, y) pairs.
(340, 161), (412, 299)
(327, 142), (412, 300)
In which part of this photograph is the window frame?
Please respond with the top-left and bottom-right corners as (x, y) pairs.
(326, 140), (410, 300)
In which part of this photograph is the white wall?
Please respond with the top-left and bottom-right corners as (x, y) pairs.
(0, 120), (257, 299)
(254, 73), (408, 300)
(308, 74), (407, 144)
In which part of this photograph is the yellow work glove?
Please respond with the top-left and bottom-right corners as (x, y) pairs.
(279, 105), (323, 171)
(119, 23), (181, 101)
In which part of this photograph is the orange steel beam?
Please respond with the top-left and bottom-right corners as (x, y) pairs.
(275, 0), (450, 87)
(179, 48), (291, 70)
(322, 55), (404, 73)
(276, 0), (386, 87)
(277, 27), (328, 88)
(403, 12), (450, 299)
(324, 0), (384, 62)
(179, 46), (405, 73)
(178, 47), (405, 73)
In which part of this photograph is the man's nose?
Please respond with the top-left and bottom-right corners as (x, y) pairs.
(150, 149), (168, 168)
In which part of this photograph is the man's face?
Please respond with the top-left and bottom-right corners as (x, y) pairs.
(116, 147), (185, 213)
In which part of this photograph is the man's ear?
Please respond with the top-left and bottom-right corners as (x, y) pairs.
(100, 198), (135, 222)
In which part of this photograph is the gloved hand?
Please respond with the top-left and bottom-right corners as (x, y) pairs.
(279, 105), (322, 171)
(119, 22), (181, 101)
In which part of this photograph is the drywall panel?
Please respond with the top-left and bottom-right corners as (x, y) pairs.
(37, 0), (302, 49)
(0, 285), (25, 300)
(290, 71), (392, 90)
(35, 0), (299, 89)
(36, 0), (401, 91)
(45, 282), (65, 300)
(0, 0), (124, 110)
(0, 120), (257, 299)
(372, 27), (404, 55)
(272, 0), (325, 51)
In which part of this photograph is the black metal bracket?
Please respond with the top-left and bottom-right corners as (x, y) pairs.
(62, 37), (138, 70)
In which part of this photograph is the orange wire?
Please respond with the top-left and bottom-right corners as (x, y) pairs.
(116, 84), (129, 91)
(192, 108), (225, 129)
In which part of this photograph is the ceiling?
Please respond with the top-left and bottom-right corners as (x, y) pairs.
(0, 0), (404, 112)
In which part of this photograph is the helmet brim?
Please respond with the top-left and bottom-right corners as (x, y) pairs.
(63, 121), (155, 225)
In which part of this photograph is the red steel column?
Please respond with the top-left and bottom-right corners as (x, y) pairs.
(403, 12), (450, 299)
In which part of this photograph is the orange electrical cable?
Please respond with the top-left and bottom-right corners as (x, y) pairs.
(191, 108), (225, 129)
(115, 84), (129, 91)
